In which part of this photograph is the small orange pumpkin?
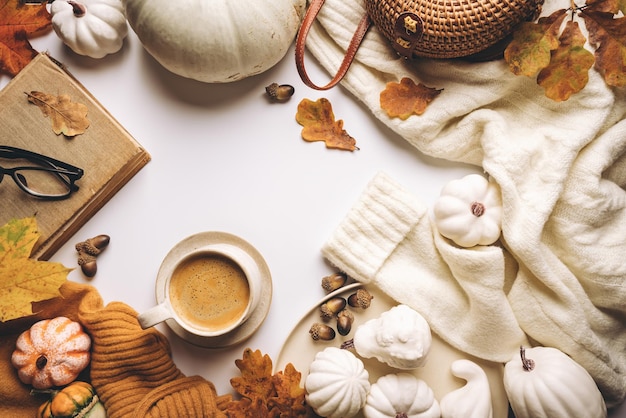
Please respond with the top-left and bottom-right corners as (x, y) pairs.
(11, 316), (91, 389)
(36, 381), (106, 418)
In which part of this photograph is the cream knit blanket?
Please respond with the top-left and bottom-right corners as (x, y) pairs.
(313, 0), (626, 408)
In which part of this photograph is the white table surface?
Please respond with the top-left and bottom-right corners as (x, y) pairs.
(3, 25), (624, 417)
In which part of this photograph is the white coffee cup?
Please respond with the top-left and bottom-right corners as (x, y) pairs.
(138, 243), (262, 338)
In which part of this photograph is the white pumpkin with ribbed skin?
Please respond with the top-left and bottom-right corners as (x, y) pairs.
(123, 0), (305, 83)
(504, 346), (607, 418)
(364, 373), (440, 418)
(305, 347), (370, 418)
(433, 173), (503, 247)
(51, 0), (128, 58)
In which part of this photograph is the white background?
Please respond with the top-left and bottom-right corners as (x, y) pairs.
(2, 19), (624, 417)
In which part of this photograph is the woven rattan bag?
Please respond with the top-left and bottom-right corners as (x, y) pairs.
(296, 0), (544, 90)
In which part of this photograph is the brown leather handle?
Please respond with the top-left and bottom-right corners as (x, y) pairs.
(295, 0), (372, 90)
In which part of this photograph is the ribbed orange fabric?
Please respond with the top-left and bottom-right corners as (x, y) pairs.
(0, 281), (227, 418)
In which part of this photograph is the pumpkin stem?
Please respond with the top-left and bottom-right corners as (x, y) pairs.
(520, 346), (535, 371)
(396, 414), (409, 418)
(67, 0), (86, 17)
(36, 354), (48, 370)
(470, 201), (485, 217)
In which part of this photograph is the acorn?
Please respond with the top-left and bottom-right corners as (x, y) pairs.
(319, 297), (347, 320)
(75, 234), (110, 277)
(348, 289), (374, 309)
(309, 323), (335, 341)
(336, 309), (354, 336)
(321, 272), (348, 293)
(265, 83), (295, 101)
(77, 255), (97, 277)
(75, 234), (110, 255)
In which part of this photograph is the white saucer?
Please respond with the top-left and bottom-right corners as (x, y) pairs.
(155, 231), (272, 348)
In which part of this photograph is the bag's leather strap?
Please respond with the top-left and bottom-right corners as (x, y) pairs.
(295, 0), (372, 90)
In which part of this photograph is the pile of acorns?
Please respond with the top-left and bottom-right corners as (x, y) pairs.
(309, 272), (373, 341)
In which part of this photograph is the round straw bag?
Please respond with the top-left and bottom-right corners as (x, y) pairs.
(295, 0), (544, 90)
(367, 0), (544, 59)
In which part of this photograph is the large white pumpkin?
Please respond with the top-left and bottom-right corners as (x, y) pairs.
(123, 0), (305, 83)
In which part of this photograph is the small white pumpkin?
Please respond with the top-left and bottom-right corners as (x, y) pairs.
(433, 173), (502, 247)
(503, 346), (607, 418)
(343, 304), (432, 370)
(123, 0), (306, 83)
(364, 373), (440, 418)
(305, 347), (370, 418)
(50, 0), (128, 59)
(440, 359), (493, 418)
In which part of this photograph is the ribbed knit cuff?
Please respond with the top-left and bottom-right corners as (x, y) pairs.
(321, 171), (427, 281)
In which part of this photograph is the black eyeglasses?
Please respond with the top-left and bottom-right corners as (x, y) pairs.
(0, 146), (84, 200)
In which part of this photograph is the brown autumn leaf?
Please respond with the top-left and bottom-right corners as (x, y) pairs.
(505, 1), (626, 100)
(230, 348), (276, 401)
(0, 217), (71, 322)
(504, 8), (568, 77)
(26, 91), (90, 137)
(380, 77), (442, 120)
(537, 20), (595, 101)
(0, 0), (51, 76)
(581, 8), (626, 87)
(221, 349), (310, 418)
(295, 98), (358, 151)
(268, 363), (308, 417)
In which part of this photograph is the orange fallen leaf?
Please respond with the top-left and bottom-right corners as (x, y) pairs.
(296, 98), (358, 151)
(230, 348), (275, 401)
(0, 217), (71, 322)
(26, 91), (90, 137)
(221, 348), (310, 418)
(380, 77), (442, 120)
(0, 0), (51, 76)
(268, 363), (308, 417)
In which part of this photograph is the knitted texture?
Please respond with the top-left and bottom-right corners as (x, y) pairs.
(0, 281), (227, 417)
(312, 0), (626, 408)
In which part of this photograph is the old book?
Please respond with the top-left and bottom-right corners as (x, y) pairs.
(0, 53), (150, 260)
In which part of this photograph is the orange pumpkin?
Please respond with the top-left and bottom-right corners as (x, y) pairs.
(37, 381), (106, 418)
(11, 316), (91, 389)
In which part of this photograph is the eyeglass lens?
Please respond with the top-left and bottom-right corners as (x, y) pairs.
(12, 168), (73, 197)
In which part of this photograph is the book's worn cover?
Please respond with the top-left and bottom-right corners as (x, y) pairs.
(0, 53), (151, 260)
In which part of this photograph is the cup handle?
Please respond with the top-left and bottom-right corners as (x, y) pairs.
(137, 302), (172, 329)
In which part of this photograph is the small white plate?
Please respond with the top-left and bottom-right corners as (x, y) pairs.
(155, 231), (272, 348)
(275, 283), (509, 418)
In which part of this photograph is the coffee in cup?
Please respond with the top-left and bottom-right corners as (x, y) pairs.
(169, 252), (250, 332)
(138, 243), (262, 338)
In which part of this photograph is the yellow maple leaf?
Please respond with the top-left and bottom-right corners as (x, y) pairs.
(0, 217), (70, 322)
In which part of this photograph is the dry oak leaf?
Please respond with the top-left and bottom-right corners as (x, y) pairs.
(26, 91), (90, 137)
(0, 217), (71, 322)
(230, 348), (275, 400)
(296, 98), (358, 151)
(268, 363), (308, 417)
(537, 20), (595, 101)
(0, 0), (51, 77)
(222, 348), (309, 418)
(582, 7), (626, 87)
(504, 8), (568, 77)
(380, 77), (442, 120)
